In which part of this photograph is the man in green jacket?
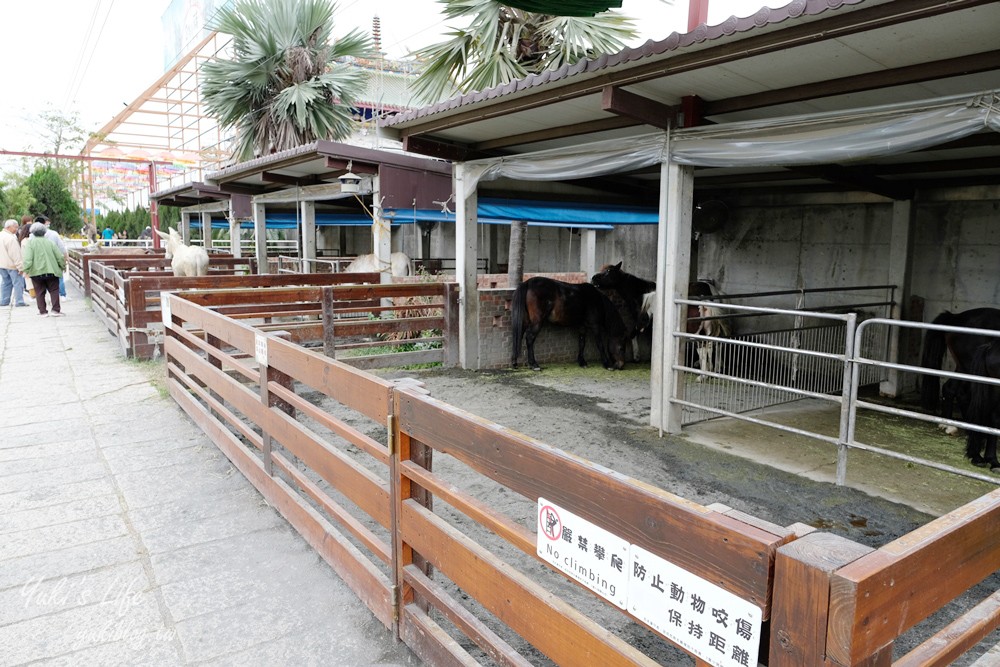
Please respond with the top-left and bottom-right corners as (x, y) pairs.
(22, 222), (66, 317)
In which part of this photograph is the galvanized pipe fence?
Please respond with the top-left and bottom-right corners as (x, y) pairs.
(671, 285), (1000, 487)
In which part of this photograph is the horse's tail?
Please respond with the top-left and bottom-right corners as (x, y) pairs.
(638, 291), (656, 333)
(966, 345), (991, 423)
(921, 311), (957, 411)
(511, 281), (529, 366)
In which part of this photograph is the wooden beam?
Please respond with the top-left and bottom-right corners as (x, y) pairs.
(787, 164), (914, 200)
(401, 135), (469, 162)
(473, 115), (637, 152)
(261, 171), (322, 186)
(158, 196), (203, 207)
(600, 86), (674, 130)
(324, 158), (379, 175)
(705, 50), (1000, 117)
(215, 182), (267, 196)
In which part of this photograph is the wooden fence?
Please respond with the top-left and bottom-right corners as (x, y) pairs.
(159, 288), (1000, 665)
(83, 255), (257, 358)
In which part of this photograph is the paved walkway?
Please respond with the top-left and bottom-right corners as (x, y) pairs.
(0, 284), (419, 666)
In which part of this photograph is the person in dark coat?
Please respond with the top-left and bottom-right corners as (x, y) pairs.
(22, 222), (66, 316)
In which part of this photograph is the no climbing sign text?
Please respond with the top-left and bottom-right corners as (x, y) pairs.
(536, 498), (762, 667)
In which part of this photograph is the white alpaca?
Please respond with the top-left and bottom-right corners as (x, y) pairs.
(155, 228), (209, 277)
(344, 252), (411, 277)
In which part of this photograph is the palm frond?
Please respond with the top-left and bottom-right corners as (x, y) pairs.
(412, 1), (637, 102)
(202, 0), (372, 161)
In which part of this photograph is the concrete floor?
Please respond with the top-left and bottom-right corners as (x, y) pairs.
(683, 398), (999, 517)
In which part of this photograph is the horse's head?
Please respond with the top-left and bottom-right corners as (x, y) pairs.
(591, 261), (623, 288)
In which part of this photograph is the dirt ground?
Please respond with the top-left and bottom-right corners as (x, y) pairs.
(373, 362), (1000, 665)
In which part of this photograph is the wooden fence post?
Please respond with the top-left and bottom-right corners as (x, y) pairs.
(444, 283), (460, 368)
(127, 280), (148, 359)
(769, 532), (878, 666)
(321, 285), (336, 358)
(257, 330), (294, 477)
(390, 383), (434, 642)
(268, 331), (295, 418)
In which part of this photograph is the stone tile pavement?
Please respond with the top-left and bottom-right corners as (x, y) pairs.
(0, 283), (420, 666)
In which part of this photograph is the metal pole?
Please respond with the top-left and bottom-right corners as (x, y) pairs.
(148, 160), (160, 249)
(837, 312), (858, 486)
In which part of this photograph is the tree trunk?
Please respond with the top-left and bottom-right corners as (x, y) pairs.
(508, 220), (526, 286)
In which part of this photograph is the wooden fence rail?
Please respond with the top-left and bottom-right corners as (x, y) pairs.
(158, 288), (1000, 666)
(161, 291), (798, 665)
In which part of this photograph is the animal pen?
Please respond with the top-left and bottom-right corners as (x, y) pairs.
(670, 284), (1000, 490)
(154, 280), (1000, 665)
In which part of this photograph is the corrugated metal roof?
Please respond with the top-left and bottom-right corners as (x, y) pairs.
(382, 0), (871, 127)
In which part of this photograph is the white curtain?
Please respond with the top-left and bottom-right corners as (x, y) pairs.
(463, 91), (1000, 186)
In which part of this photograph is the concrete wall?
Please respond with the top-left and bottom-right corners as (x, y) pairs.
(694, 199), (1000, 319)
(913, 200), (1000, 317)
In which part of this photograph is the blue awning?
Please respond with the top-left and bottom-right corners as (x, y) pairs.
(190, 197), (655, 230)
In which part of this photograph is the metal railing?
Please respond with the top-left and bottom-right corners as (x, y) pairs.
(675, 284), (893, 426)
(274, 255), (358, 274)
(273, 255), (492, 275)
(848, 318), (1000, 486)
(672, 297), (1000, 488)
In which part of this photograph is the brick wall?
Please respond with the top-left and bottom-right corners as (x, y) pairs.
(477, 273), (615, 369)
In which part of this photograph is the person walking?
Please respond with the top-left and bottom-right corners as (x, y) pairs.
(17, 214), (33, 297)
(0, 219), (27, 307)
(22, 222), (65, 317)
(36, 215), (68, 299)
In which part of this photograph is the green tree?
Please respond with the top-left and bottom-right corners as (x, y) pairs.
(0, 180), (37, 221)
(201, 0), (373, 162)
(25, 166), (81, 233)
(410, 0), (636, 103)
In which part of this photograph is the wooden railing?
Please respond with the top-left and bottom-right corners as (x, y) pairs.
(162, 291), (804, 665)
(156, 289), (1000, 665)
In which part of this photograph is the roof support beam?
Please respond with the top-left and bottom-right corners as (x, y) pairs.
(473, 116), (638, 152)
(261, 171), (322, 186)
(215, 182), (267, 196)
(601, 86), (674, 130)
(401, 136), (469, 162)
(704, 50), (1000, 117)
(787, 164), (914, 201)
(324, 158), (379, 175)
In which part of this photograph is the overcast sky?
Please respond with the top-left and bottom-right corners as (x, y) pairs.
(0, 0), (786, 159)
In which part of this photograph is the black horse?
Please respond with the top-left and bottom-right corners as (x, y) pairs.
(963, 341), (1000, 470)
(591, 262), (729, 371)
(920, 307), (1000, 413)
(511, 277), (628, 372)
(591, 262), (655, 333)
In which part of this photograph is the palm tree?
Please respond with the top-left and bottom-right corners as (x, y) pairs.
(410, 0), (636, 103)
(201, 0), (373, 162)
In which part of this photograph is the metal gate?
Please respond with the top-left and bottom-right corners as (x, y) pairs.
(677, 285), (893, 426)
(672, 289), (1000, 488)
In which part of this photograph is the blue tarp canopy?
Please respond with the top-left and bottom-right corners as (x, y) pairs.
(190, 197), (657, 230)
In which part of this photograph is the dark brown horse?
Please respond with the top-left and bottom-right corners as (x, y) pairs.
(511, 277), (628, 371)
(963, 340), (1000, 470)
(920, 308), (1000, 413)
